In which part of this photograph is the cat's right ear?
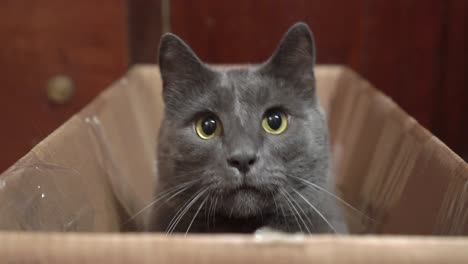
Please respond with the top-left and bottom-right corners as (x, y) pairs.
(158, 33), (213, 93)
(258, 23), (316, 86)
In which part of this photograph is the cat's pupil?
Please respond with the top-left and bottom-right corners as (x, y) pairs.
(267, 111), (282, 130)
(201, 116), (217, 135)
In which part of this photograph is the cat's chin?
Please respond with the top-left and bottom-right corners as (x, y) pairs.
(221, 187), (267, 218)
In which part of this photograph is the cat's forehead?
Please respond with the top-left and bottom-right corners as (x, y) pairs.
(202, 67), (285, 127)
(189, 66), (301, 125)
(219, 67), (259, 85)
(215, 67), (272, 100)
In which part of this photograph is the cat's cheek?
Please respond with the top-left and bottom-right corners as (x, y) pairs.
(274, 134), (307, 163)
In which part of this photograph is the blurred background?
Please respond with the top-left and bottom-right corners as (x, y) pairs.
(0, 0), (466, 172)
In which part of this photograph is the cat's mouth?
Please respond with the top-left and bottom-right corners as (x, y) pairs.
(217, 184), (272, 218)
(235, 184), (260, 193)
(225, 183), (268, 196)
(221, 182), (278, 198)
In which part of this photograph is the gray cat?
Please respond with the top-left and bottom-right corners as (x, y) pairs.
(146, 22), (347, 234)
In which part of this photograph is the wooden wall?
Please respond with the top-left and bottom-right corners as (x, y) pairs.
(0, 0), (129, 171)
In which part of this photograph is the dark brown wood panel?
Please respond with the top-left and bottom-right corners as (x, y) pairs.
(170, 0), (468, 159)
(0, 0), (128, 171)
(435, 0), (468, 158)
(128, 0), (163, 64)
(170, 0), (364, 64)
(360, 0), (445, 129)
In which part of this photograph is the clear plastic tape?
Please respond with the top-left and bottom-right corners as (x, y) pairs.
(83, 114), (142, 230)
(80, 75), (158, 231)
(0, 112), (139, 232)
(0, 156), (94, 231)
(0, 74), (155, 233)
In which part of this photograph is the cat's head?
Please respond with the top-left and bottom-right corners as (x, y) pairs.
(157, 23), (329, 220)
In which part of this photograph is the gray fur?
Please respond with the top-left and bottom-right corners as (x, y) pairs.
(147, 23), (347, 234)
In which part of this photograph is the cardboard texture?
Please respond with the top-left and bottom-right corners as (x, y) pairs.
(0, 65), (467, 263)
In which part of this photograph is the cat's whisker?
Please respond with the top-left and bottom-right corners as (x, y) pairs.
(270, 190), (280, 216)
(258, 204), (264, 223)
(292, 188), (337, 233)
(273, 187), (288, 228)
(281, 188), (311, 234)
(207, 191), (217, 230)
(205, 191), (212, 228)
(158, 178), (201, 195)
(204, 193), (211, 230)
(166, 187), (209, 234)
(185, 194), (210, 235)
(279, 203), (287, 229)
(212, 194), (219, 229)
(165, 189), (203, 234)
(157, 159), (212, 173)
(229, 203), (235, 218)
(152, 183), (194, 211)
(157, 167), (207, 181)
(122, 179), (198, 227)
(283, 190), (314, 233)
(156, 158), (208, 169)
(278, 187), (304, 233)
(288, 175), (376, 223)
(177, 188), (210, 234)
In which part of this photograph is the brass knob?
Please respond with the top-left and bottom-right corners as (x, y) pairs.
(46, 75), (75, 104)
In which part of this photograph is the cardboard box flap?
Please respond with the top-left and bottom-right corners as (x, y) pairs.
(327, 69), (468, 235)
(0, 114), (121, 231)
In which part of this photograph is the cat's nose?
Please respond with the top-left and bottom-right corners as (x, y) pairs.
(227, 152), (257, 174)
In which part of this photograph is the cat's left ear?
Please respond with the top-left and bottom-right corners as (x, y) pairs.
(259, 22), (316, 86)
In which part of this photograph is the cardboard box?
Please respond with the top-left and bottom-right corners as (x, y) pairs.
(0, 65), (467, 263)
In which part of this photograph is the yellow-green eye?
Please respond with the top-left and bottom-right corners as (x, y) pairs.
(262, 109), (288, 134)
(195, 114), (221, 139)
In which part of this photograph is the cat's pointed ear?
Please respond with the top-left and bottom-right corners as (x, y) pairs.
(158, 33), (213, 93)
(259, 22), (316, 83)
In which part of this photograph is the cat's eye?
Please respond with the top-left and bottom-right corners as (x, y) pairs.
(262, 109), (288, 134)
(195, 114), (221, 139)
